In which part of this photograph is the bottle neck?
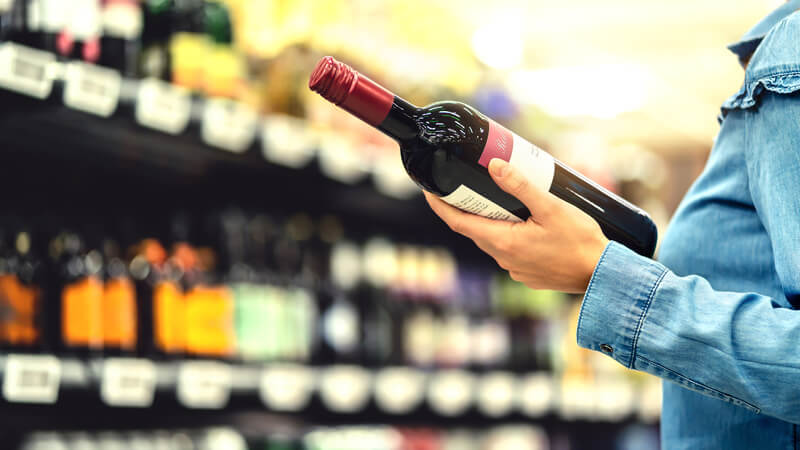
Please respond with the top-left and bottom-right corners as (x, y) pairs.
(309, 56), (420, 142)
(377, 96), (419, 142)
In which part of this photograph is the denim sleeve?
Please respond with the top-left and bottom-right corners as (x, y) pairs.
(578, 240), (800, 422)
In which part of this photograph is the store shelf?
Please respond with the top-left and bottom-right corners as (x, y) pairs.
(0, 354), (661, 428)
(0, 44), (466, 248)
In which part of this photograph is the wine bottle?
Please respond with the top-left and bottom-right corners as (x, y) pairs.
(309, 56), (658, 257)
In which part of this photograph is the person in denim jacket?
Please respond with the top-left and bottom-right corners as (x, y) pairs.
(424, 1), (800, 448)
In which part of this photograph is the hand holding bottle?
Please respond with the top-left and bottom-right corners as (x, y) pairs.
(424, 158), (609, 294)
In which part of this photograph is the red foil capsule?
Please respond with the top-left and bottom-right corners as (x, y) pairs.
(309, 56), (395, 127)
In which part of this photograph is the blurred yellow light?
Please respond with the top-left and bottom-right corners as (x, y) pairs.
(508, 63), (653, 119)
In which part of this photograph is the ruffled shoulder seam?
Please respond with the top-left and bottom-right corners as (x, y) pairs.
(721, 71), (800, 118)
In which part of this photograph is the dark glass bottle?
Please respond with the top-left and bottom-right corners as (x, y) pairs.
(0, 225), (45, 353)
(101, 238), (138, 356)
(52, 231), (104, 356)
(309, 56), (658, 257)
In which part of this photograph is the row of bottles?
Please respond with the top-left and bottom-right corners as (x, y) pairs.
(0, 0), (244, 97)
(0, 211), (568, 371)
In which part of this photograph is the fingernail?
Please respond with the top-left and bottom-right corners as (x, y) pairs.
(489, 158), (510, 178)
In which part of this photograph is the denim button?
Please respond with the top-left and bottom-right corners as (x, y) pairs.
(600, 344), (613, 354)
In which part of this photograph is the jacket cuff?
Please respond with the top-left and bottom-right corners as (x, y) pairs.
(576, 241), (668, 368)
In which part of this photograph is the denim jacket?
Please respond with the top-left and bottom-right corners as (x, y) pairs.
(577, 2), (800, 448)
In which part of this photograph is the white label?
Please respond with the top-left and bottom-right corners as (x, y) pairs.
(100, 358), (156, 407)
(476, 372), (516, 417)
(427, 369), (474, 416)
(0, 0), (12, 12)
(3, 354), (61, 404)
(441, 185), (522, 222)
(518, 373), (553, 417)
(261, 115), (316, 168)
(558, 377), (595, 420)
(177, 361), (232, 409)
(373, 367), (426, 414)
(63, 62), (121, 117)
(318, 365), (371, 413)
(135, 78), (191, 134)
(0, 43), (56, 99)
(259, 364), (315, 412)
(508, 132), (555, 193)
(202, 98), (258, 153)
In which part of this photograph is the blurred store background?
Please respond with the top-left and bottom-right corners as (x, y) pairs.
(0, 0), (783, 449)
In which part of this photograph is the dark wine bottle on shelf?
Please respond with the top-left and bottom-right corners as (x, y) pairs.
(52, 231), (104, 356)
(101, 238), (138, 356)
(0, 225), (45, 353)
(309, 56), (658, 257)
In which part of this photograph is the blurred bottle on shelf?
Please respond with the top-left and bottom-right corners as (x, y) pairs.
(99, 0), (144, 77)
(139, 0), (173, 80)
(54, 0), (103, 63)
(101, 237), (137, 356)
(174, 214), (236, 359)
(51, 229), (104, 356)
(169, 0), (205, 90)
(0, 223), (44, 352)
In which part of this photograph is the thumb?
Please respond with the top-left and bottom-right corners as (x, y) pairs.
(488, 158), (556, 223)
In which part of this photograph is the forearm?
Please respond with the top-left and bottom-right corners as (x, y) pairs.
(578, 241), (800, 422)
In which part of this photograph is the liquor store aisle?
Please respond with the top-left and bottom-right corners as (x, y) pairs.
(0, 0), (748, 449)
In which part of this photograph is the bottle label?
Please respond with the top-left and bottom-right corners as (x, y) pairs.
(0, 275), (40, 347)
(102, 278), (137, 350)
(183, 286), (235, 357)
(441, 120), (555, 222)
(154, 281), (185, 354)
(62, 276), (104, 349)
(441, 185), (523, 222)
(479, 120), (555, 192)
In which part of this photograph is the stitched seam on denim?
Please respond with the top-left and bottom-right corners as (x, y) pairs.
(637, 355), (761, 413)
(575, 242), (611, 348)
(628, 267), (668, 369)
(745, 69), (800, 84)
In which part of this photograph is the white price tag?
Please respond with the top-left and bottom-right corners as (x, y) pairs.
(100, 358), (156, 408)
(317, 132), (369, 184)
(373, 367), (426, 414)
(259, 364), (315, 412)
(558, 377), (596, 420)
(476, 372), (516, 418)
(201, 98), (257, 153)
(177, 361), (231, 409)
(0, 43), (56, 99)
(594, 378), (635, 421)
(318, 365), (371, 413)
(518, 373), (553, 418)
(427, 370), (475, 417)
(63, 62), (121, 117)
(135, 78), (191, 134)
(261, 115), (316, 168)
(2, 354), (61, 403)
